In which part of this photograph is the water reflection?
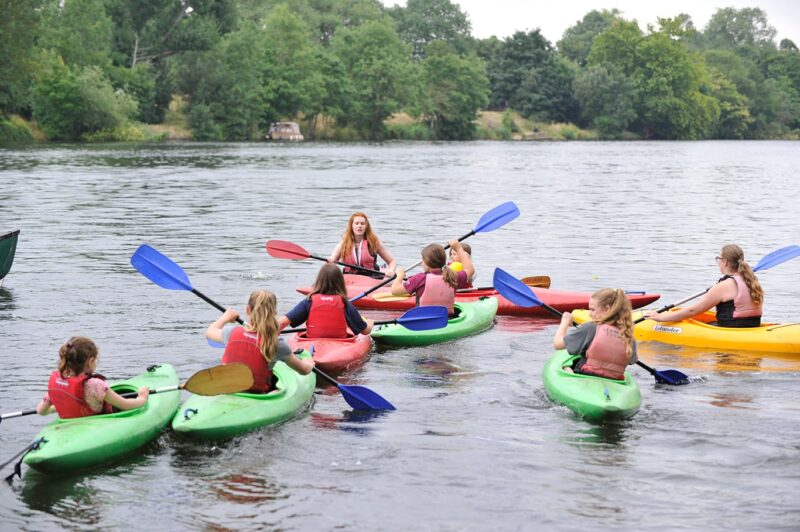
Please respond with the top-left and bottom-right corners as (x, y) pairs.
(707, 393), (756, 410)
(407, 355), (476, 388)
(309, 410), (388, 435)
(640, 342), (800, 373)
(210, 472), (286, 504)
(0, 287), (15, 314)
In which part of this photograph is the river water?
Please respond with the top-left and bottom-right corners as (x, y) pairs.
(0, 141), (798, 530)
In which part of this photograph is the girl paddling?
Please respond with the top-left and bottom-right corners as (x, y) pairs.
(207, 290), (314, 393)
(390, 241), (474, 317)
(553, 288), (637, 380)
(36, 337), (149, 418)
(279, 263), (373, 337)
(328, 212), (396, 279)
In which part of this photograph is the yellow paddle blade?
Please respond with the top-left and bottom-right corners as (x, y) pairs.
(522, 275), (551, 289)
(372, 292), (412, 302)
(182, 363), (254, 396)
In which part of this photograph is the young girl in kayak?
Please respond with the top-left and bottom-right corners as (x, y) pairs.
(390, 241), (474, 316)
(279, 263), (374, 337)
(449, 242), (474, 288)
(645, 244), (763, 327)
(328, 212), (396, 278)
(207, 290), (315, 393)
(36, 337), (150, 418)
(553, 288), (637, 380)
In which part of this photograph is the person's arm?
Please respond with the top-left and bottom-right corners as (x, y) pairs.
(278, 339), (315, 374)
(283, 299), (310, 329)
(278, 315), (290, 330)
(645, 281), (732, 322)
(36, 394), (56, 416)
(553, 312), (573, 349)
(391, 267), (411, 296)
(450, 240), (475, 282)
(328, 241), (344, 262)
(104, 386), (149, 411)
(375, 240), (396, 277)
(206, 308), (240, 343)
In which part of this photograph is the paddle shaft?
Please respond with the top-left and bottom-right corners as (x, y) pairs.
(0, 385), (180, 422)
(309, 252), (386, 277)
(353, 229), (476, 301)
(283, 317), (400, 335)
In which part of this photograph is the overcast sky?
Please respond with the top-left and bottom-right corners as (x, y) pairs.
(381, 0), (800, 45)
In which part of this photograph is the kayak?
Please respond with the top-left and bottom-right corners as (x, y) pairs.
(171, 352), (316, 439)
(542, 350), (641, 422)
(23, 364), (180, 475)
(296, 274), (660, 316)
(0, 229), (20, 281)
(572, 308), (800, 354)
(371, 297), (498, 347)
(287, 332), (372, 374)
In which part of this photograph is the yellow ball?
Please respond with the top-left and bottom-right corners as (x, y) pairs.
(450, 261), (463, 272)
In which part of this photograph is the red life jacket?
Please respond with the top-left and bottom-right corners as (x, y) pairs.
(343, 240), (378, 274)
(580, 324), (629, 380)
(307, 294), (348, 338)
(222, 327), (271, 393)
(47, 371), (112, 419)
(418, 272), (456, 315)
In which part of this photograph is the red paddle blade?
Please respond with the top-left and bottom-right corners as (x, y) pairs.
(266, 240), (310, 260)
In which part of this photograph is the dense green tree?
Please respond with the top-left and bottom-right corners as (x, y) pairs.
(573, 64), (637, 138)
(419, 42), (488, 139)
(703, 7), (777, 50)
(334, 20), (419, 139)
(39, 0), (113, 68)
(0, 0), (43, 114)
(516, 54), (578, 122)
(305, 49), (354, 138)
(486, 30), (553, 109)
(557, 9), (621, 66)
(388, 0), (472, 59)
(707, 68), (753, 138)
(31, 59), (137, 139)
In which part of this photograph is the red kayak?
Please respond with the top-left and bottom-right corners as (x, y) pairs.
(296, 274), (660, 317)
(287, 332), (372, 374)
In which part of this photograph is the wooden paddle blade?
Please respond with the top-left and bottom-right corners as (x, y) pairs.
(373, 292), (412, 302)
(522, 275), (551, 289)
(338, 384), (396, 411)
(183, 363), (254, 395)
(131, 244), (193, 291)
(266, 240), (310, 260)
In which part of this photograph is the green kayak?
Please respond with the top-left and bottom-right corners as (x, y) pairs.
(542, 350), (641, 422)
(371, 297), (498, 347)
(171, 352), (316, 439)
(23, 364), (180, 475)
(0, 229), (20, 281)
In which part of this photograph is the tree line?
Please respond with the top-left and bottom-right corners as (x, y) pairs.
(1, 0), (798, 141)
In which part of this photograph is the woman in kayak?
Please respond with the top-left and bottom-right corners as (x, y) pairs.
(279, 263), (374, 337)
(207, 290), (315, 393)
(390, 241), (474, 317)
(328, 212), (396, 278)
(36, 337), (150, 418)
(645, 244), (763, 327)
(552, 288), (637, 380)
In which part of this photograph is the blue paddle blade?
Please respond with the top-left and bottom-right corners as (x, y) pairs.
(654, 369), (690, 385)
(338, 384), (396, 411)
(753, 244), (800, 272)
(131, 244), (193, 291)
(473, 201), (520, 233)
(207, 338), (224, 348)
(493, 267), (543, 308)
(396, 306), (449, 331)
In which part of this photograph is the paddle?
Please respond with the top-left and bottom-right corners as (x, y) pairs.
(130, 244), (396, 411)
(638, 244), (800, 322)
(371, 274), (552, 302)
(282, 305), (448, 334)
(492, 268), (689, 386)
(266, 240), (390, 278)
(0, 364), (254, 424)
(350, 201), (520, 302)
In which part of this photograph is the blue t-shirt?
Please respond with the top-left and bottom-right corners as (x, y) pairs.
(285, 297), (368, 334)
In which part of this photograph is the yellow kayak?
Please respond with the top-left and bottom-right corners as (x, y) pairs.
(571, 308), (800, 354)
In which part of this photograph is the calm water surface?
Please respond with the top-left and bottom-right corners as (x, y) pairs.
(1, 141), (799, 530)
